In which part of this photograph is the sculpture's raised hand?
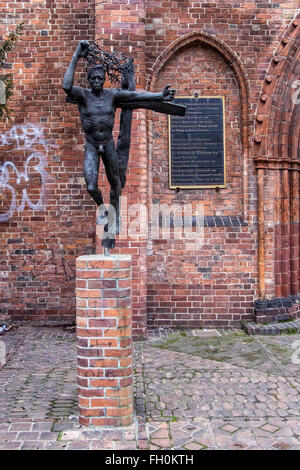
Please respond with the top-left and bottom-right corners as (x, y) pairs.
(76, 40), (90, 59)
(162, 84), (176, 102)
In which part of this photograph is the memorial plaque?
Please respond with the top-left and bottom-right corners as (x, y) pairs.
(168, 97), (226, 189)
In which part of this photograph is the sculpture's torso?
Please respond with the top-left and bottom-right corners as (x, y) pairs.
(78, 88), (116, 146)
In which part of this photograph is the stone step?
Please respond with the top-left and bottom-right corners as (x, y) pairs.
(242, 319), (300, 335)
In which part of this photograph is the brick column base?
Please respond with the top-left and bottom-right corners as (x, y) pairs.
(76, 254), (133, 427)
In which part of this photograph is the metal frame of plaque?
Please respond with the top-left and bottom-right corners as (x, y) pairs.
(168, 96), (226, 189)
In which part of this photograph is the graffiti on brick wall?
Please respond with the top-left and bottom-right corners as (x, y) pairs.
(0, 153), (47, 221)
(0, 124), (55, 221)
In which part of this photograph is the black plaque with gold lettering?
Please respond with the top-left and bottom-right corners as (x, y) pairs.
(168, 96), (226, 189)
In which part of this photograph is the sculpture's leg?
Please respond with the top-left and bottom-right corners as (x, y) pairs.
(84, 141), (104, 206)
(84, 141), (108, 225)
(101, 138), (122, 236)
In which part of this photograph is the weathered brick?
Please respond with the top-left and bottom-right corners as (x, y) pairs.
(90, 398), (120, 407)
(89, 358), (119, 368)
(106, 406), (133, 417)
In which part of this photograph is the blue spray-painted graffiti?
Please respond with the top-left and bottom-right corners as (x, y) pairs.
(0, 124), (55, 221)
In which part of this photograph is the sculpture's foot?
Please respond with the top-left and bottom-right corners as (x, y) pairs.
(101, 236), (115, 250)
(96, 210), (108, 226)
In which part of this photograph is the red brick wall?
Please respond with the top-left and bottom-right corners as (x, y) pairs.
(143, 2), (299, 329)
(0, 1), (95, 324)
(1, 1), (300, 332)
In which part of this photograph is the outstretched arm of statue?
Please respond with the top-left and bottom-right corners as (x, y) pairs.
(114, 84), (176, 104)
(63, 40), (89, 99)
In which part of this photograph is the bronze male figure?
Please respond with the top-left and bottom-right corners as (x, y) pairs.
(63, 40), (185, 250)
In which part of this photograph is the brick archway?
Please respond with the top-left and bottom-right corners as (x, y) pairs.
(145, 32), (255, 330)
(147, 31), (251, 219)
(254, 14), (300, 303)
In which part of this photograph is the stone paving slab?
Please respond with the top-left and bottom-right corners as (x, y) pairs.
(136, 330), (300, 450)
(147, 330), (300, 377)
(0, 327), (300, 450)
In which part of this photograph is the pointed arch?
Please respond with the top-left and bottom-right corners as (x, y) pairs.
(253, 13), (300, 301)
(147, 31), (251, 219)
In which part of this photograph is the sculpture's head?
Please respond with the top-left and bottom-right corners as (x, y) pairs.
(88, 65), (106, 92)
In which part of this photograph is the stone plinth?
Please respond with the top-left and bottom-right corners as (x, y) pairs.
(76, 254), (133, 427)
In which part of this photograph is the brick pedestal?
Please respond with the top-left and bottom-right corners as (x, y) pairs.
(76, 254), (133, 427)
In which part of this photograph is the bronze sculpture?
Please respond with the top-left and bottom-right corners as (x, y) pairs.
(63, 40), (185, 251)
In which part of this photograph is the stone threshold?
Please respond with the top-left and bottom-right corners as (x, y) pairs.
(241, 319), (300, 335)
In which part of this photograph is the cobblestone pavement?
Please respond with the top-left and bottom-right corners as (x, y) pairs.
(0, 327), (299, 450)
